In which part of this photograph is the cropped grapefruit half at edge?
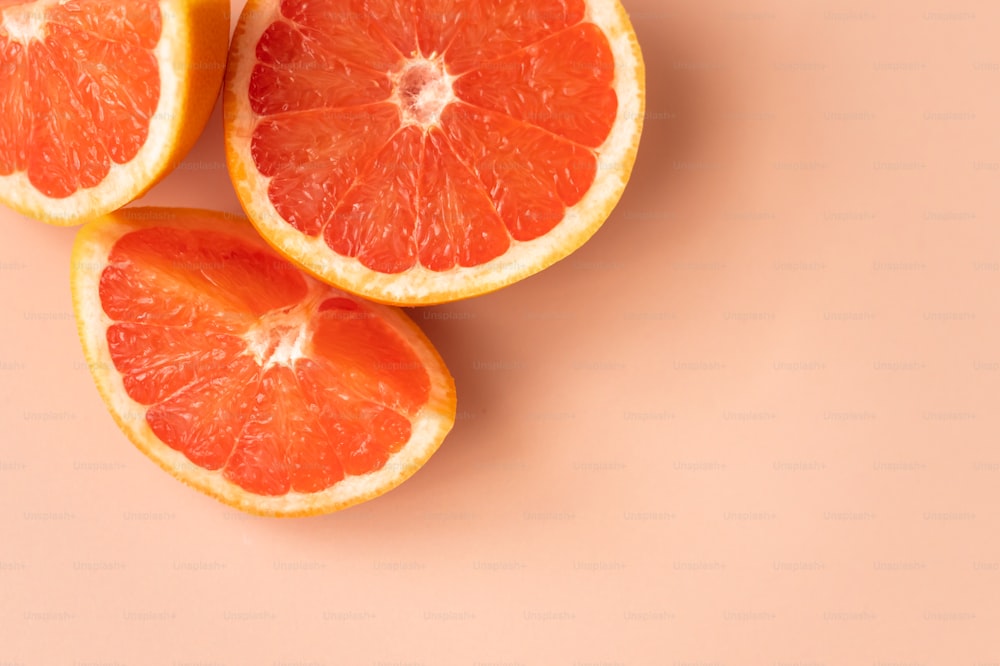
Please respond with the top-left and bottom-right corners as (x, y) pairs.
(0, 0), (229, 226)
(224, 0), (645, 305)
(71, 207), (457, 517)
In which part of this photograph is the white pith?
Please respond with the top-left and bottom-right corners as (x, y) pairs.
(391, 56), (457, 129)
(225, 0), (645, 305)
(1, 1), (58, 43)
(243, 299), (316, 369)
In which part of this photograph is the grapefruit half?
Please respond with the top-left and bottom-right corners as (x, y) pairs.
(0, 0), (229, 225)
(225, 0), (645, 305)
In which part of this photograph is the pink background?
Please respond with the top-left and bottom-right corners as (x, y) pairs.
(2, 0), (999, 663)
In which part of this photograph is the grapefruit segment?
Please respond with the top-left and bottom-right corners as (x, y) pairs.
(441, 103), (597, 241)
(278, 374), (350, 495)
(145, 357), (263, 471)
(418, 129), (510, 270)
(67, 34), (158, 165)
(253, 104), (401, 236)
(0, 38), (29, 176)
(291, 359), (408, 478)
(99, 226), (310, 330)
(415, 0), (464, 58)
(438, 0), (585, 74)
(72, 208), (456, 516)
(251, 20), (393, 115)
(221, 365), (298, 495)
(225, 0), (645, 304)
(354, 0), (420, 57)
(28, 35), (117, 197)
(452, 23), (618, 146)
(308, 303), (431, 413)
(106, 323), (248, 405)
(325, 126), (423, 273)
(279, 0), (403, 71)
(46, 0), (161, 47)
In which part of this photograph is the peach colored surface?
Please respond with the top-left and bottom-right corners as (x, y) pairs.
(1, 1), (998, 664)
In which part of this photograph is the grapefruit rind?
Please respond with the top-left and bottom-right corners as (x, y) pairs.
(224, 0), (645, 305)
(70, 207), (457, 517)
(0, 0), (229, 226)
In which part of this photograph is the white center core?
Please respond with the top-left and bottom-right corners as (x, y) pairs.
(1, 1), (58, 43)
(394, 58), (456, 129)
(243, 306), (312, 369)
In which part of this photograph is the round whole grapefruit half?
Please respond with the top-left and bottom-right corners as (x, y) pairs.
(225, 0), (645, 305)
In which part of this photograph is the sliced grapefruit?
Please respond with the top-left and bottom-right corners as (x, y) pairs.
(224, 0), (645, 305)
(0, 0), (229, 226)
(71, 207), (457, 516)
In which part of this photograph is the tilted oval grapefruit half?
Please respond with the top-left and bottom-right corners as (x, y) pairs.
(224, 0), (645, 305)
(71, 207), (457, 516)
(0, 0), (229, 225)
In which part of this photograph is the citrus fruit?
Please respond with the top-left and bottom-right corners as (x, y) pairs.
(224, 0), (645, 305)
(71, 207), (457, 516)
(0, 0), (229, 226)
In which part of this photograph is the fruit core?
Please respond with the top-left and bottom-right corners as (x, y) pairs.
(0, 1), (55, 43)
(243, 303), (313, 369)
(394, 58), (454, 129)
